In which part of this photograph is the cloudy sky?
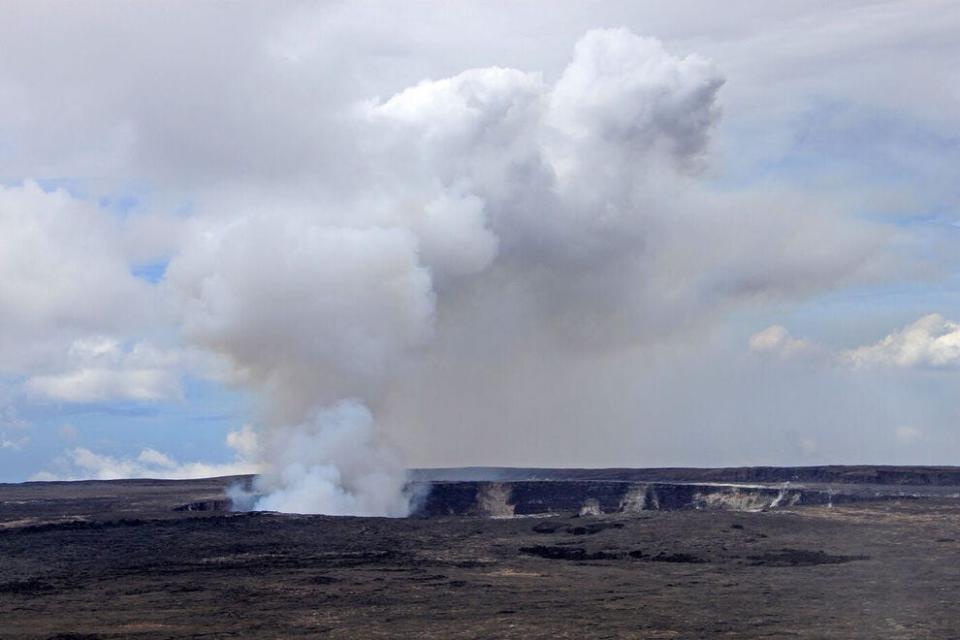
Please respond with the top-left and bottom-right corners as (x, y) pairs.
(1, 1), (959, 485)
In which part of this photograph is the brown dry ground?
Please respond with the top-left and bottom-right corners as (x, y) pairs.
(1, 479), (960, 639)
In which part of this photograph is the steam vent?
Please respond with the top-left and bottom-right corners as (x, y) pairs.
(172, 466), (960, 516)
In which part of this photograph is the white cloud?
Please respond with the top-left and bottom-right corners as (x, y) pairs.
(225, 424), (258, 460)
(749, 325), (816, 359)
(0, 403), (30, 451)
(895, 425), (923, 444)
(1, 1), (956, 192)
(751, 314), (960, 371)
(844, 314), (960, 369)
(546, 28), (722, 174)
(1, 434), (28, 450)
(27, 368), (179, 403)
(32, 427), (259, 481)
(136, 448), (176, 468)
(0, 183), (160, 372)
(21, 336), (231, 404)
(24, 337), (182, 403)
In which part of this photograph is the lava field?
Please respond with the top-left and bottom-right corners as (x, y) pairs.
(2, 468), (960, 638)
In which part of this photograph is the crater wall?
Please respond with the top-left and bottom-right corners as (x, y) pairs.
(410, 481), (853, 517)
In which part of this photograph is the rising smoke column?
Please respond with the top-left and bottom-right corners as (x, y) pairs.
(167, 221), (435, 515)
(166, 29), (883, 515)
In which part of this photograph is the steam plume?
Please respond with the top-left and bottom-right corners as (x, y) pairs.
(167, 29), (884, 515)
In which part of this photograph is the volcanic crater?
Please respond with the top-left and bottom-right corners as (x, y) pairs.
(2, 466), (960, 639)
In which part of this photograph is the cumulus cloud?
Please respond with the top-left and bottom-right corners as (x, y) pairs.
(4, 1), (954, 198)
(225, 424), (258, 460)
(844, 314), (960, 369)
(0, 434), (28, 451)
(0, 182), (161, 372)
(20, 334), (232, 406)
(751, 314), (960, 371)
(25, 337), (183, 403)
(27, 369), (175, 403)
(749, 325), (814, 358)
(31, 426), (259, 481)
(546, 28), (723, 174)
(0, 404), (30, 451)
(895, 425), (923, 444)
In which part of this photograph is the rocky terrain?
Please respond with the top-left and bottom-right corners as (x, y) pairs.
(2, 468), (960, 638)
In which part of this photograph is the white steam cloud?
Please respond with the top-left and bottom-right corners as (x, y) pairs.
(245, 401), (409, 517)
(158, 28), (894, 515)
(163, 28), (734, 515)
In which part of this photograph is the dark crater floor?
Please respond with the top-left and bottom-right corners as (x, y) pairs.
(1, 467), (960, 638)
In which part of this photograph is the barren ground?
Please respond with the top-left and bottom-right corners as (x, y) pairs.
(2, 475), (959, 639)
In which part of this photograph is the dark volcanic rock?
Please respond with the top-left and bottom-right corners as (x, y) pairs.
(649, 551), (708, 564)
(566, 522), (624, 535)
(1, 472), (959, 639)
(748, 548), (870, 567)
(173, 499), (232, 512)
(0, 578), (57, 595)
(519, 545), (618, 561)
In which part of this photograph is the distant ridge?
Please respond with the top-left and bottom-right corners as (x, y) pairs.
(410, 465), (960, 486)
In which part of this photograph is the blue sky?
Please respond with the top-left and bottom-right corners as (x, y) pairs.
(1, 2), (959, 485)
(1, 376), (249, 482)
